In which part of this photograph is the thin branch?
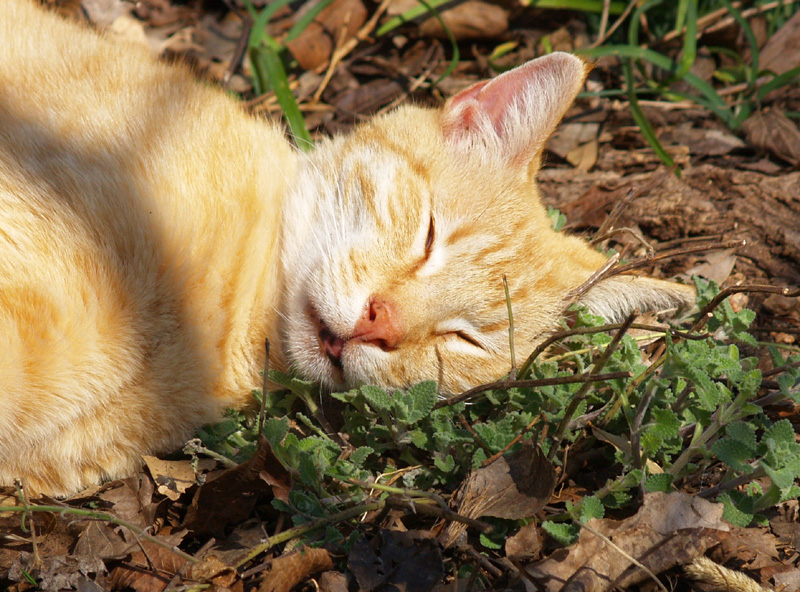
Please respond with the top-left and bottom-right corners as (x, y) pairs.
(691, 285), (800, 333)
(433, 371), (632, 410)
(0, 505), (199, 564)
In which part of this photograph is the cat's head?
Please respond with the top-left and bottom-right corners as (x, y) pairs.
(280, 52), (694, 395)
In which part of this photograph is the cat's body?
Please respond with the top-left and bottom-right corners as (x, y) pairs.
(0, 0), (694, 495)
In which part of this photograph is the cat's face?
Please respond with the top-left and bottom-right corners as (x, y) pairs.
(280, 53), (693, 395)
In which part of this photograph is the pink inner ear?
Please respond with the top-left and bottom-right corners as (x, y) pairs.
(443, 61), (542, 138)
(442, 53), (585, 143)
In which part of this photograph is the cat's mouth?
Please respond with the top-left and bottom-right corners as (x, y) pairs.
(307, 305), (346, 377)
(308, 303), (396, 380)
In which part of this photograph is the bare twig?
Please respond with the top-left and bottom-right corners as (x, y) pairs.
(223, 15), (252, 86)
(259, 338), (270, 437)
(691, 285), (800, 333)
(578, 521), (669, 592)
(609, 239), (746, 277)
(590, 0), (639, 48)
(481, 414), (543, 467)
(517, 323), (708, 380)
(433, 371), (632, 410)
(548, 312), (637, 461)
(503, 274), (517, 380)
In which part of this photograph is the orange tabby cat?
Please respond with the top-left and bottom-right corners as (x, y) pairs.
(0, 0), (694, 495)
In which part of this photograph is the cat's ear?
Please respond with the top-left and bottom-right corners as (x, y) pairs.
(577, 275), (697, 322)
(441, 52), (588, 166)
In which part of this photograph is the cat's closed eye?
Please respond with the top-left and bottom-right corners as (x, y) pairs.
(424, 215), (435, 259)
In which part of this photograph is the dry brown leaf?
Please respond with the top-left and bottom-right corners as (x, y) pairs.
(258, 546), (334, 592)
(663, 125), (745, 157)
(683, 249), (737, 286)
(525, 492), (729, 592)
(143, 455), (214, 501)
(73, 521), (132, 561)
(285, 0), (367, 70)
(318, 570), (349, 592)
(348, 531), (443, 592)
(96, 476), (157, 530)
(183, 436), (291, 537)
(418, 1), (508, 40)
(439, 441), (556, 548)
(759, 10), (800, 76)
(505, 522), (543, 562)
(715, 527), (780, 570)
(741, 109), (800, 166)
(548, 123), (600, 159)
(189, 554), (239, 588)
(566, 140), (598, 172)
(107, 531), (188, 592)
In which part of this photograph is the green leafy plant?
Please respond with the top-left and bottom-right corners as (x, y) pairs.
(243, 0), (317, 149)
(198, 273), (799, 557)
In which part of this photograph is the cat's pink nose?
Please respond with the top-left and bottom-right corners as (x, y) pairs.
(352, 296), (404, 349)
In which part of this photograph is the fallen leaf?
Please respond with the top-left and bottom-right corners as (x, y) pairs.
(548, 123), (600, 159)
(107, 530), (188, 592)
(715, 527), (779, 570)
(318, 570), (349, 592)
(143, 455), (214, 501)
(525, 492), (729, 592)
(684, 249), (737, 285)
(566, 140), (598, 172)
(741, 109), (800, 166)
(506, 522), (543, 562)
(439, 441), (556, 548)
(418, 1), (508, 40)
(258, 546), (334, 592)
(183, 436), (291, 537)
(759, 10), (800, 76)
(285, 0), (367, 70)
(348, 530), (443, 592)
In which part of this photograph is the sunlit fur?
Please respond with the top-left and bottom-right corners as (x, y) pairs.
(0, 0), (694, 495)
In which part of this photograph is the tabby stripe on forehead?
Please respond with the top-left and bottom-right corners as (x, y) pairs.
(473, 239), (508, 261)
(445, 225), (479, 246)
(347, 160), (381, 227)
(481, 319), (510, 333)
(355, 125), (431, 181)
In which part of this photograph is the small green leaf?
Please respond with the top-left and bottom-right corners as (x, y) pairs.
(262, 417), (289, 446)
(361, 385), (392, 411)
(479, 532), (503, 550)
(711, 437), (755, 473)
(644, 473), (674, 493)
(579, 496), (605, 522)
(542, 521), (579, 546)
(719, 492), (754, 527)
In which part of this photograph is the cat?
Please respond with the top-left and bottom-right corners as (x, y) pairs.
(0, 0), (695, 496)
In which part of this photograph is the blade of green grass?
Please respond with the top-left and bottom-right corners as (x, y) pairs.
(578, 45), (733, 125)
(244, 0), (295, 47)
(623, 60), (678, 174)
(717, 0), (760, 128)
(286, 0), (337, 43)
(416, 0), (460, 85)
(519, 0), (626, 12)
(249, 40), (314, 150)
(757, 66), (800, 102)
(377, 0), (453, 36)
(669, 0), (697, 82)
